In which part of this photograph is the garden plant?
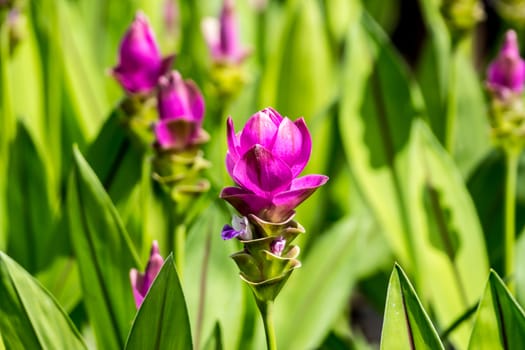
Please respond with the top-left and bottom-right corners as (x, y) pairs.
(2, 0), (525, 349)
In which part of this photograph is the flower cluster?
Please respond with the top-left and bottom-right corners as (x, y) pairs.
(220, 108), (328, 302)
(112, 11), (210, 200)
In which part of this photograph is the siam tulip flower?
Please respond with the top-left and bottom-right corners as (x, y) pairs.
(220, 107), (328, 224)
(112, 11), (174, 95)
(130, 241), (164, 308)
(201, 0), (250, 64)
(219, 108), (328, 346)
(154, 71), (209, 150)
(487, 30), (525, 101)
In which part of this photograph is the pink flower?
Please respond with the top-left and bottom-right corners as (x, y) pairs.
(112, 12), (174, 94)
(220, 108), (328, 224)
(487, 30), (525, 100)
(154, 71), (209, 150)
(201, 0), (250, 64)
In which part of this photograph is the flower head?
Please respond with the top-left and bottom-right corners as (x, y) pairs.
(487, 30), (525, 100)
(112, 11), (174, 95)
(201, 0), (250, 64)
(130, 241), (164, 308)
(154, 71), (209, 150)
(220, 108), (328, 223)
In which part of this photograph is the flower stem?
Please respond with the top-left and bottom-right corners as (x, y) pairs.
(256, 300), (277, 350)
(505, 150), (519, 293)
(174, 223), (186, 281)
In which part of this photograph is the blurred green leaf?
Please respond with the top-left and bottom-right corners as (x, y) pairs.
(408, 121), (488, 347)
(86, 105), (148, 247)
(125, 255), (192, 350)
(339, 9), (423, 271)
(340, 9), (487, 347)
(276, 212), (391, 350)
(0, 251), (86, 349)
(202, 322), (223, 350)
(274, 0), (336, 118)
(35, 255), (81, 313)
(67, 146), (140, 349)
(6, 121), (58, 273)
(468, 150), (525, 276)
(416, 0), (489, 176)
(380, 264), (444, 350)
(468, 270), (525, 349)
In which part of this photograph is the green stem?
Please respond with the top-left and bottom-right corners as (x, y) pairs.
(256, 300), (277, 350)
(174, 223), (186, 282)
(445, 47), (458, 154)
(505, 150), (519, 293)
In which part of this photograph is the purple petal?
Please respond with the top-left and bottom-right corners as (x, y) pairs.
(112, 12), (164, 94)
(155, 119), (197, 149)
(487, 30), (525, 94)
(226, 117), (240, 159)
(220, 186), (272, 217)
(240, 111), (279, 152)
(233, 145), (293, 195)
(129, 241), (164, 309)
(130, 269), (145, 308)
(221, 224), (240, 240)
(272, 117), (312, 177)
(120, 12), (161, 65)
(262, 107), (283, 124)
(157, 71), (204, 123)
(219, 0), (239, 57)
(270, 175), (328, 220)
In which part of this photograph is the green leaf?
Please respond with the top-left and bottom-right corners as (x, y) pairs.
(183, 204), (245, 350)
(422, 184), (460, 261)
(340, 10), (488, 347)
(125, 255), (192, 350)
(67, 146), (140, 349)
(468, 270), (525, 349)
(339, 9), (423, 273)
(0, 251), (86, 349)
(202, 322), (223, 350)
(6, 121), (58, 273)
(274, 0), (336, 118)
(275, 213), (391, 350)
(408, 122), (488, 347)
(416, 0), (489, 176)
(380, 264), (444, 350)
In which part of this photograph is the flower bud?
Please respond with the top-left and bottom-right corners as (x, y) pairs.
(201, 0), (250, 65)
(130, 241), (164, 308)
(112, 11), (174, 95)
(270, 237), (286, 256)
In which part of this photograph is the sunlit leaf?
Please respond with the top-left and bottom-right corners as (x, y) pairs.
(468, 270), (525, 349)
(125, 255), (192, 350)
(380, 264), (444, 350)
(0, 252), (86, 349)
(67, 146), (140, 349)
